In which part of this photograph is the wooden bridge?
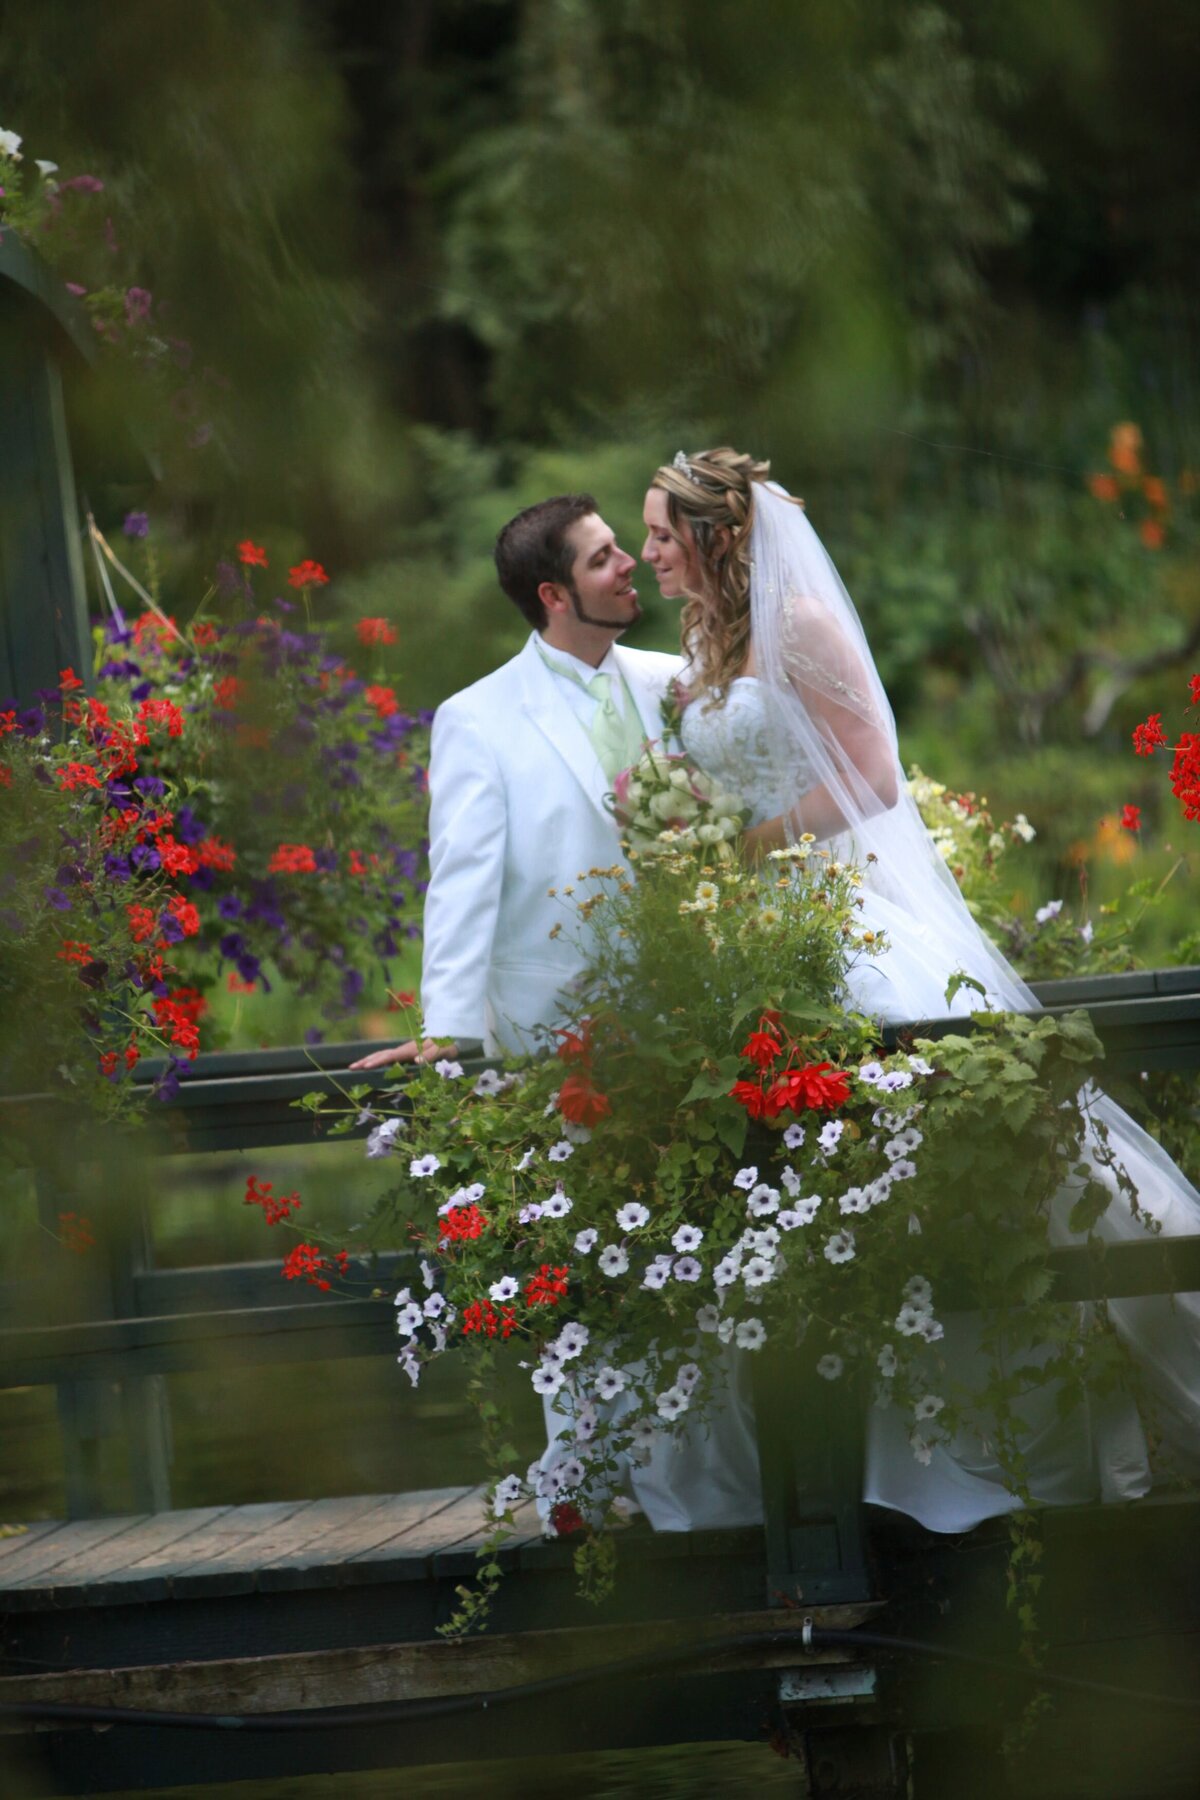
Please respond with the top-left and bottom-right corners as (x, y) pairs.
(2, 968), (1199, 1797)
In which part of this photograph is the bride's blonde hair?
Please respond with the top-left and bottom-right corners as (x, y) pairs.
(650, 447), (796, 702)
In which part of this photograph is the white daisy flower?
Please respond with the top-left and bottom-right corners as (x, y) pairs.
(817, 1353), (844, 1381)
(674, 1256), (703, 1282)
(548, 1140), (574, 1162)
(532, 1364), (565, 1396)
(434, 1058), (464, 1079)
(747, 1183), (780, 1217)
(914, 1393), (945, 1422)
(877, 1344), (898, 1379)
(595, 1366), (628, 1400)
(817, 1119), (845, 1155)
(742, 1255), (776, 1289)
(824, 1230), (856, 1265)
(598, 1245), (629, 1277)
(488, 1276), (519, 1303)
(904, 1275), (933, 1307)
(735, 1317), (767, 1351)
(409, 1153), (441, 1178)
(696, 1304), (721, 1333)
(783, 1123), (805, 1150)
(839, 1186), (871, 1215)
(542, 1191), (573, 1219)
(395, 1301), (423, 1335)
(672, 1223), (704, 1253)
(573, 1228), (599, 1255)
(616, 1201), (650, 1231)
(492, 1473), (524, 1517)
(732, 1166), (759, 1191)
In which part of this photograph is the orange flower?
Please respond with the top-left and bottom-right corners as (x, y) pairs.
(1139, 517), (1164, 550)
(1141, 476), (1168, 511)
(1108, 422), (1143, 477)
(238, 540), (268, 567)
(288, 559), (329, 589)
(1087, 473), (1119, 503)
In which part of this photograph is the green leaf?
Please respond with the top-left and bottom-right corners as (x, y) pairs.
(713, 1105), (747, 1160)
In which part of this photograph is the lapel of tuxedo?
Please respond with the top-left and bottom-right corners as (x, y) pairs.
(518, 637), (612, 824)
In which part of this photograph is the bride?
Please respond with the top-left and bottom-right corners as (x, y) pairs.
(629, 445), (1200, 1533)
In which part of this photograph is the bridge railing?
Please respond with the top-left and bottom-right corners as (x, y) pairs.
(1, 967), (1198, 1525)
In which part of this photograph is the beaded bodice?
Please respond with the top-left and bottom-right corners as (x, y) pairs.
(680, 678), (814, 826)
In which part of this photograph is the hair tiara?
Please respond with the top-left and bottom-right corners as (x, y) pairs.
(672, 451), (703, 487)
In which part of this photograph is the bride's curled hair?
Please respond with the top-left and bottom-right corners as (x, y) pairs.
(651, 447), (794, 702)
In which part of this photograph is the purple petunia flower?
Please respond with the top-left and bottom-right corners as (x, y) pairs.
(123, 511), (150, 539)
(44, 887), (72, 911)
(217, 894), (243, 921)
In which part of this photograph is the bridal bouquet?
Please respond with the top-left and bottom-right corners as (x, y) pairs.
(609, 743), (748, 861)
(294, 831), (1131, 1634)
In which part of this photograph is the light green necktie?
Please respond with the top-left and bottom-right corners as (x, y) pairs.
(537, 645), (646, 783)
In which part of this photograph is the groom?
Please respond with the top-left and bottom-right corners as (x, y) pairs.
(351, 495), (682, 1069)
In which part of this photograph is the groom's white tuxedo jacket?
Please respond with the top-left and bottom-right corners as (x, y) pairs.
(421, 632), (682, 1054)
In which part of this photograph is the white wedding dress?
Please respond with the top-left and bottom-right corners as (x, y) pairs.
(667, 674), (1200, 1532)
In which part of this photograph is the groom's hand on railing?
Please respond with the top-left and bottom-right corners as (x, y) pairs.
(348, 1038), (457, 1071)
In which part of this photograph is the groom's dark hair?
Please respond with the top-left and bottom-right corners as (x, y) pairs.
(494, 494), (597, 629)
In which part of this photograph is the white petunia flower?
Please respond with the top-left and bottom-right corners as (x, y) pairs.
(542, 1191), (573, 1218)
(877, 1344), (898, 1379)
(747, 1183), (780, 1217)
(713, 1254), (741, 1288)
(735, 1317), (767, 1351)
(434, 1058), (464, 1079)
(0, 128), (23, 159)
(656, 1385), (690, 1421)
(824, 1230), (856, 1265)
(732, 1166), (759, 1191)
(675, 1361), (702, 1394)
(488, 1276), (519, 1303)
(630, 1418), (660, 1457)
(516, 1147), (536, 1171)
(474, 1067), (507, 1097)
(694, 1301), (722, 1335)
(839, 1186), (871, 1215)
(574, 1228), (599, 1255)
(742, 1254), (776, 1289)
(866, 1175), (894, 1207)
(1035, 899), (1063, 924)
(558, 1456), (586, 1488)
(858, 1061), (886, 1085)
(908, 1056), (935, 1077)
(598, 1244), (629, 1277)
(642, 1256), (673, 1291)
(518, 1202), (544, 1224)
(423, 1293), (447, 1318)
(397, 1342), (421, 1387)
(366, 1116), (405, 1158)
(908, 1213), (923, 1235)
(555, 1322), (590, 1360)
(910, 1433), (934, 1466)
(878, 1070), (914, 1093)
(395, 1301), (423, 1335)
(783, 1123), (805, 1150)
(818, 1119), (844, 1155)
(817, 1353), (844, 1381)
(561, 1118), (593, 1144)
(894, 1127), (924, 1153)
(917, 1315), (945, 1344)
(889, 1158), (918, 1182)
(573, 1405), (598, 1442)
(492, 1473), (524, 1516)
(594, 1366), (628, 1401)
(409, 1153), (441, 1178)
(673, 1256), (703, 1282)
(749, 1225), (780, 1254)
(914, 1393), (945, 1421)
(532, 1364), (565, 1396)
(616, 1202), (650, 1231)
(672, 1223), (704, 1253)
(904, 1275), (933, 1307)
(35, 158), (58, 177)
(717, 1317), (736, 1343)
(780, 1164), (802, 1197)
(543, 1093), (560, 1117)
(548, 1140), (574, 1162)
(895, 1302), (929, 1336)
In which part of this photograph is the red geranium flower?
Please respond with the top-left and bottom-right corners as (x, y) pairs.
(238, 540), (268, 567)
(1119, 804), (1141, 832)
(558, 1072), (611, 1127)
(288, 559), (329, 589)
(356, 616), (397, 647)
(1132, 713), (1168, 756)
(245, 1175), (301, 1226)
(525, 1264), (569, 1308)
(551, 1502), (587, 1536)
